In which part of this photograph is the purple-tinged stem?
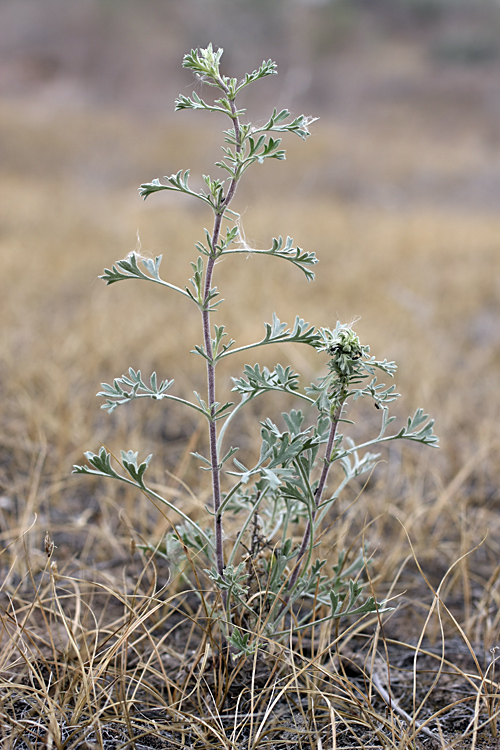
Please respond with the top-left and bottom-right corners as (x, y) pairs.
(203, 91), (241, 583)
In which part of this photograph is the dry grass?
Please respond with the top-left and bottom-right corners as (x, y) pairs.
(1, 93), (500, 747)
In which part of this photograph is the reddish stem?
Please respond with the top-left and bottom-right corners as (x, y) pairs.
(203, 90), (241, 583)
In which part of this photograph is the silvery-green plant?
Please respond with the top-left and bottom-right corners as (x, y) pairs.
(74, 45), (437, 652)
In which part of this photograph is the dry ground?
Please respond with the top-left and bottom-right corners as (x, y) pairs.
(1, 5), (500, 747)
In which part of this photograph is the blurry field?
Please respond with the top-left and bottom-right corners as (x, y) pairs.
(2, 3), (500, 743)
(1, 100), (500, 636)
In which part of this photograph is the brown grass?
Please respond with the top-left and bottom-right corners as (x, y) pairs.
(1, 91), (500, 747)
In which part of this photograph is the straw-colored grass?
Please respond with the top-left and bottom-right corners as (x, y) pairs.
(1, 101), (500, 748)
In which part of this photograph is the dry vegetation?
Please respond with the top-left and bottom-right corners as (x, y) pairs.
(1, 2), (500, 747)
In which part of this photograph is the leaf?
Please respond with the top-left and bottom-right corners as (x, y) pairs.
(231, 363), (300, 398)
(121, 450), (152, 484)
(97, 368), (174, 412)
(264, 314), (319, 347)
(224, 237), (318, 280)
(256, 108), (318, 141)
(229, 628), (257, 658)
(282, 409), (305, 436)
(399, 409), (439, 447)
(174, 91), (241, 116)
(182, 44), (224, 79)
(73, 447), (120, 479)
(99, 252), (190, 299)
(138, 170), (213, 208)
(235, 59), (277, 93)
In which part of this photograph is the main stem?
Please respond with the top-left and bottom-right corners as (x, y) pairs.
(203, 234), (224, 581)
(203, 89), (241, 583)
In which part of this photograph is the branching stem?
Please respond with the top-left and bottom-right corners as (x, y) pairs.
(286, 396), (346, 595)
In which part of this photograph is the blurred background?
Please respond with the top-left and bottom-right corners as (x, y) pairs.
(1, 0), (500, 609)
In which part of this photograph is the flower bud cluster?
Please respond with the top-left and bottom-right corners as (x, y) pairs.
(316, 323), (368, 378)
